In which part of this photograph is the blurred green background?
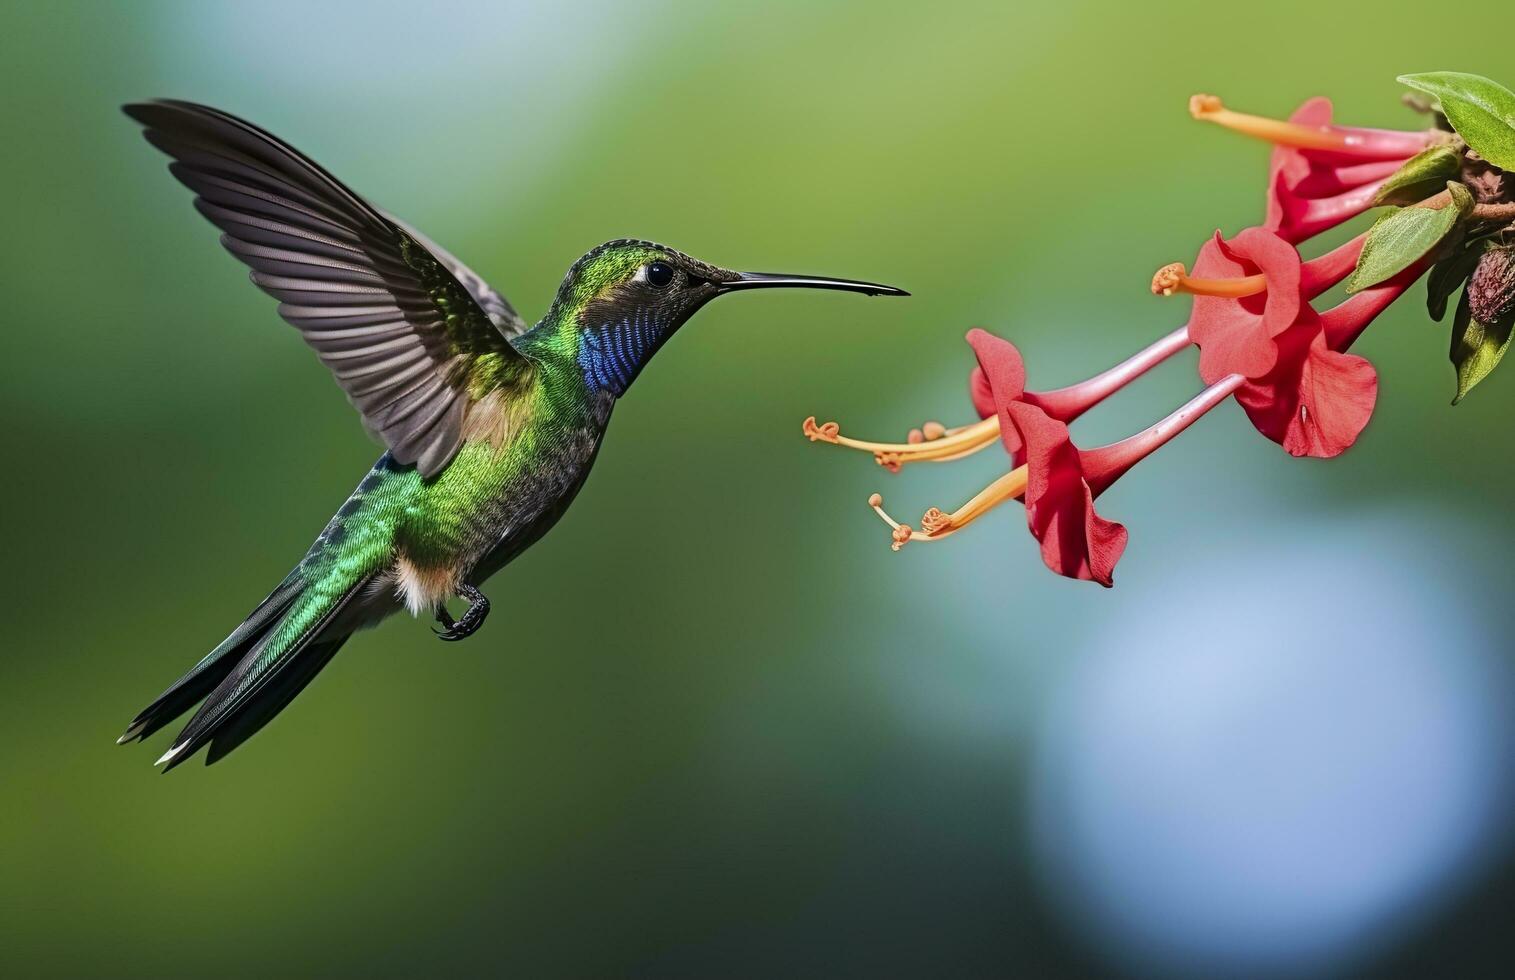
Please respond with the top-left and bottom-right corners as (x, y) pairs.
(5, 2), (1515, 976)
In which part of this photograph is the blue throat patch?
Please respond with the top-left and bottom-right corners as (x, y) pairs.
(577, 310), (664, 397)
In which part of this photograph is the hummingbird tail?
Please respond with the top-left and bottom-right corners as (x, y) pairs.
(120, 567), (380, 770)
(115, 572), (306, 746)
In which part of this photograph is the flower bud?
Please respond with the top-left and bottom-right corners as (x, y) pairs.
(1467, 246), (1515, 325)
(1462, 151), (1509, 204)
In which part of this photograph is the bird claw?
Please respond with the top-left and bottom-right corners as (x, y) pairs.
(433, 585), (489, 642)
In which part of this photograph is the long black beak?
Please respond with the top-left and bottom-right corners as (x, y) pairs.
(718, 271), (909, 297)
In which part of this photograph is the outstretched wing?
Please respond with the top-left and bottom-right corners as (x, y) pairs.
(125, 99), (533, 477)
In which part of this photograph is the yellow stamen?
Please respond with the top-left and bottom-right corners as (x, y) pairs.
(1150, 262), (1267, 299)
(867, 465), (1029, 550)
(1189, 93), (1351, 152)
(803, 415), (1001, 469)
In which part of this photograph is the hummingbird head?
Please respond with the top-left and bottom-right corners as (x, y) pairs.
(544, 239), (906, 397)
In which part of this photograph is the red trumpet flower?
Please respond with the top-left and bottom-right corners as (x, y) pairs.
(842, 332), (1241, 586)
(966, 331), (1128, 585)
(1152, 229), (1382, 458)
(1190, 94), (1438, 244)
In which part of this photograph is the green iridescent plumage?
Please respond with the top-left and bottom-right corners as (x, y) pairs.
(393, 232), (528, 398)
(116, 99), (904, 770)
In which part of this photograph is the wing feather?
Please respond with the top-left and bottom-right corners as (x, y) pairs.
(126, 99), (532, 477)
(382, 211), (529, 338)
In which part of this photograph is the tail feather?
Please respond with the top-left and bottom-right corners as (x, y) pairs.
(204, 635), (351, 765)
(117, 574), (305, 745)
(157, 577), (369, 772)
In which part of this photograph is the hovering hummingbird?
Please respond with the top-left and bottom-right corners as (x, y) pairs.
(117, 100), (905, 770)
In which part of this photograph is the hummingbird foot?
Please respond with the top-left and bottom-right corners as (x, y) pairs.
(802, 415), (1000, 471)
(865, 466), (1029, 551)
(433, 584), (490, 642)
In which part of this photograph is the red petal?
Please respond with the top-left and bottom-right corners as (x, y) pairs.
(1265, 98), (1335, 231)
(966, 329), (1028, 454)
(1188, 229), (1304, 384)
(1191, 229), (1249, 280)
(1005, 401), (1128, 587)
(1187, 234), (1257, 384)
(1232, 227), (1302, 338)
(1235, 324), (1378, 458)
(970, 367), (996, 419)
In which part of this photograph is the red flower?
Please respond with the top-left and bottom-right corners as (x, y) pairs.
(1262, 98), (1418, 244)
(964, 332), (1247, 585)
(967, 331), (1127, 585)
(1153, 229), (1380, 458)
(1191, 95), (1436, 245)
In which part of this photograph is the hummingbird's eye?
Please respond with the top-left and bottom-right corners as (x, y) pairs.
(646, 261), (675, 289)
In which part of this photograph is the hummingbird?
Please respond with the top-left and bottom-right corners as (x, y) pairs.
(117, 99), (905, 771)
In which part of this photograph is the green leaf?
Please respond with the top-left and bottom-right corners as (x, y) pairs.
(1398, 72), (1515, 171)
(1449, 289), (1515, 403)
(1346, 182), (1473, 294)
(1373, 144), (1463, 206)
(1426, 236), (1490, 321)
